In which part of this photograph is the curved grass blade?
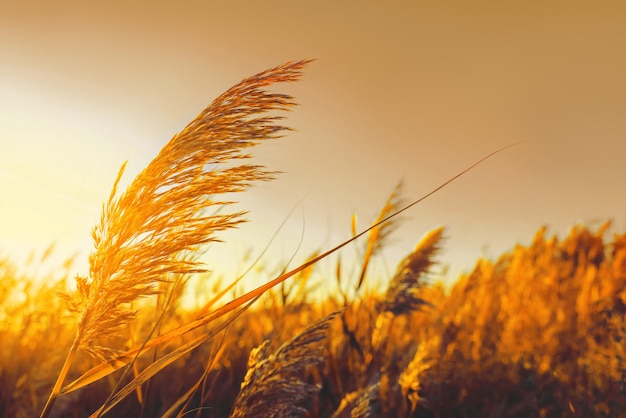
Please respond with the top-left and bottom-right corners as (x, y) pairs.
(60, 141), (524, 396)
(87, 297), (258, 417)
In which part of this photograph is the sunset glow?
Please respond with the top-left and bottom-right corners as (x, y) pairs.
(2, 2), (626, 287)
(1, 2), (625, 416)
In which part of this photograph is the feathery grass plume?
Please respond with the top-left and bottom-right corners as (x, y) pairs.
(331, 383), (381, 418)
(229, 311), (340, 418)
(371, 226), (443, 354)
(380, 226), (444, 315)
(399, 336), (438, 415)
(356, 181), (405, 290)
(350, 383), (382, 418)
(63, 141), (524, 416)
(41, 59), (312, 418)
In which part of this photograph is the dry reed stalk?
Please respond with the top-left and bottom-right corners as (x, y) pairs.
(356, 181), (405, 290)
(350, 383), (382, 418)
(88, 294), (261, 418)
(51, 141), (523, 417)
(331, 383), (381, 418)
(379, 226), (443, 316)
(159, 332), (228, 418)
(40, 59), (313, 418)
(229, 311), (340, 417)
(371, 226), (443, 351)
(279, 250), (319, 306)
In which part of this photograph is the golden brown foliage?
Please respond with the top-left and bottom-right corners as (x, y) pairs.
(1, 60), (623, 418)
(2, 222), (626, 416)
(401, 223), (626, 417)
(39, 60), (312, 418)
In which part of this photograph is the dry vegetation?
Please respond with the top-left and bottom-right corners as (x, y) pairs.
(0, 61), (624, 417)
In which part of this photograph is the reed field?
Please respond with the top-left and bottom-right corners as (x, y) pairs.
(1, 61), (624, 417)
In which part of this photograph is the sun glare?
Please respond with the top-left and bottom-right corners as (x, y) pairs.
(0, 91), (137, 275)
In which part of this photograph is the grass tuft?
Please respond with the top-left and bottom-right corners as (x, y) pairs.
(41, 59), (313, 418)
(230, 311), (340, 417)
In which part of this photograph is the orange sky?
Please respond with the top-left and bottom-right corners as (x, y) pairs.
(1, 1), (625, 295)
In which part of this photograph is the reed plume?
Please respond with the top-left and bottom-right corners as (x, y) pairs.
(229, 311), (340, 417)
(331, 383), (381, 418)
(356, 181), (405, 290)
(380, 226), (444, 315)
(370, 226), (443, 355)
(41, 59), (312, 418)
(398, 336), (438, 415)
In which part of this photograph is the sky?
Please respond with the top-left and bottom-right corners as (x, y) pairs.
(1, 1), (625, 297)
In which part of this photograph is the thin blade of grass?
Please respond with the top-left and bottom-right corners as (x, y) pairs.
(162, 332), (228, 418)
(87, 297), (258, 417)
(60, 141), (524, 396)
(192, 193), (308, 319)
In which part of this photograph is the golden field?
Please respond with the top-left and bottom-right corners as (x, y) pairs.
(0, 61), (624, 417)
